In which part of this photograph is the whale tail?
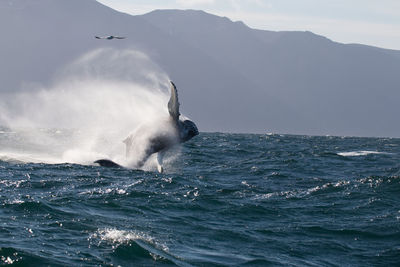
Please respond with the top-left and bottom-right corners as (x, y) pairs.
(94, 159), (122, 168)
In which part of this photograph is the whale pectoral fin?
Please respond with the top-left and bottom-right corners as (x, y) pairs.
(156, 152), (164, 173)
(168, 81), (180, 121)
(123, 136), (132, 158)
(157, 164), (163, 173)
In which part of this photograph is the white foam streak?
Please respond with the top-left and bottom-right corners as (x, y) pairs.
(337, 151), (391, 157)
(91, 228), (151, 245)
(89, 228), (170, 254)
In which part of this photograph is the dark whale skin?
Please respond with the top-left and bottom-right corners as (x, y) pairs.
(94, 159), (122, 168)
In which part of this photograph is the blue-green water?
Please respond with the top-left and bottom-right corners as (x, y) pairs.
(0, 131), (399, 266)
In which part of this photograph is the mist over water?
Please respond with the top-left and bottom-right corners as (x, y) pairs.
(0, 48), (173, 168)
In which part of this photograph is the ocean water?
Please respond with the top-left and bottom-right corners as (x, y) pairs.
(0, 130), (399, 266)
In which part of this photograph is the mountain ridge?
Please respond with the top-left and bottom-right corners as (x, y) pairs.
(0, 0), (399, 137)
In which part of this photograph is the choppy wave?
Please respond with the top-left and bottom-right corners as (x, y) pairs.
(88, 228), (192, 266)
(0, 133), (399, 266)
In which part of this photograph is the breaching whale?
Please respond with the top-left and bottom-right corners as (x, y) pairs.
(95, 81), (198, 172)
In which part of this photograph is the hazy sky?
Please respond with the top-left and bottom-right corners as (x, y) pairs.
(97, 0), (400, 50)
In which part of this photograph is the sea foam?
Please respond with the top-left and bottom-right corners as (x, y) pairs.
(337, 151), (391, 157)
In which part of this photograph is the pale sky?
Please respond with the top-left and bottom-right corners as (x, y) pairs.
(96, 0), (400, 50)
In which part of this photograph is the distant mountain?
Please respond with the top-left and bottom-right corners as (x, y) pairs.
(1, 0), (399, 137)
(142, 10), (400, 137)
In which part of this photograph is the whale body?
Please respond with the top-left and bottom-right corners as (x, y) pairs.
(95, 81), (198, 172)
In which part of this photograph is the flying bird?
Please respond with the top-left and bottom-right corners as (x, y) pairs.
(95, 35), (126, 40)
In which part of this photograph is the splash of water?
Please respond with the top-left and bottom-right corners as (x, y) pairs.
(0, 48), (173, 167)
